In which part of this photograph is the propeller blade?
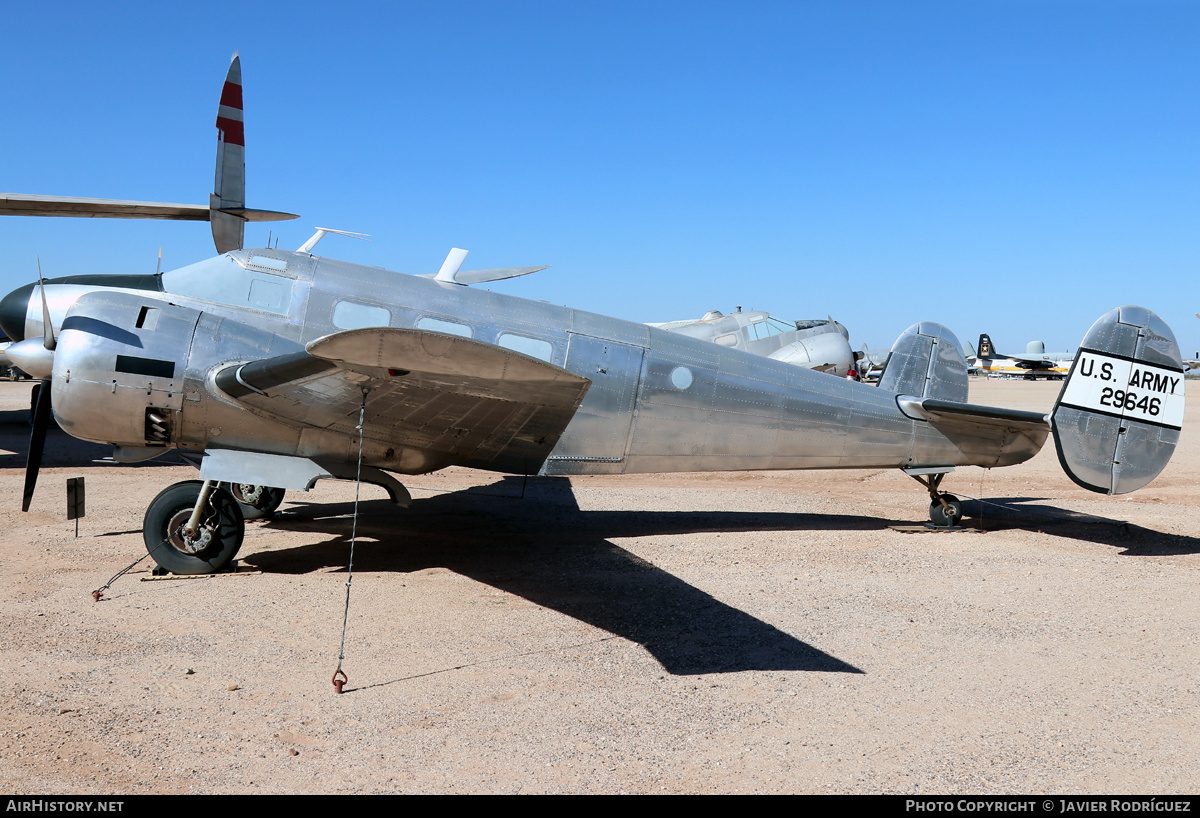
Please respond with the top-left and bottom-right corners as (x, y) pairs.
(36, 256), (55, 351)
(22, 379), (52, 512)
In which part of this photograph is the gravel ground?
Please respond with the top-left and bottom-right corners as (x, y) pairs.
(0, 378), (1197, 794)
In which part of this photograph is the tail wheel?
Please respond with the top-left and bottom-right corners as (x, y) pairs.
(225, 483), (286, 520)
(144, 481), (244, 575)
(929, 494), (963, 527)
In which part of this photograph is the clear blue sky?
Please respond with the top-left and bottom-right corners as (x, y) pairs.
(1, 0), (1196, 355)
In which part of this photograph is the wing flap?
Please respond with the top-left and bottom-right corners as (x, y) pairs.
(214, 327), (591, 474)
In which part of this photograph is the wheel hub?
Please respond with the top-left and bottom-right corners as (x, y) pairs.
(233, 483), (265, 506)
(166, 509), (213, 555)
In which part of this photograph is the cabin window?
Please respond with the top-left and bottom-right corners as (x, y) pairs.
(247, 256), (289, 274)
(715, 333), (738, 347)
(416, 316), (473, 338)
(333, 301), (391, 330)
(497, 333), (553, 362)
(670, 366), (693, 390)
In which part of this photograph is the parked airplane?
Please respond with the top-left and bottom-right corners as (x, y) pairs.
(0, 54), (297, 253)
(0, 57), (1187, 579)
(858, 338), (979, 382)
(973, 333), (1073, 379)
(649, 310), (855, 376)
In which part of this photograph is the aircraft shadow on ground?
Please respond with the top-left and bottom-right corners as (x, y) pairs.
(961, 497), (1200, 556)
(0, 415), (179, 470)
(248, 477), (868, 676)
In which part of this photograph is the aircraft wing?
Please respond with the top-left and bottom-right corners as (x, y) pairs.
(1005, 354), (1059, 368)
(0, 193), (211, 220)
(0, 194), (297, 222)
(213, 327), (591, 474)
(898, 397), (1051, 468)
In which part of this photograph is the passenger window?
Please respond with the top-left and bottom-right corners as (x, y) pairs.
(715, 333), (738, 347)
(333, 301), (391, 330)
(416, 316), (473, 338)
(498, 333), (553, 362)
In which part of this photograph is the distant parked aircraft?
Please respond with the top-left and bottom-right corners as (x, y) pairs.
(649, 309), (855, 377)
(972, 334), (1073, 380)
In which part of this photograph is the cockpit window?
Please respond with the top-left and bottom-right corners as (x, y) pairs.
(162, 255), (294, 316)
(747, 318), (794, 340)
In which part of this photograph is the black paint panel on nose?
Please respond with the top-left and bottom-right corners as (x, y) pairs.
(0, 283), (35, 342)
(0, 274), (162, 343)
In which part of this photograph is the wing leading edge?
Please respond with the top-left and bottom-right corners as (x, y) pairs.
(214, 327), (592, 475)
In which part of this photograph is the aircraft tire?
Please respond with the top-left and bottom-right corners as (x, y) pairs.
(144, 481), (245, 575)
(929, 495), (963, 528)
(224, 483), (286, 520)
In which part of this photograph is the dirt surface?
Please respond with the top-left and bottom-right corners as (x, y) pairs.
(1, 378), (1197, 794)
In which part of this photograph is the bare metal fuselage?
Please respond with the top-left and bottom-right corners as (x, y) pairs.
(41, 249), (1038, 479)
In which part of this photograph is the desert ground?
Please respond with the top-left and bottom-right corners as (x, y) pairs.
(0, 377), (1197, 794)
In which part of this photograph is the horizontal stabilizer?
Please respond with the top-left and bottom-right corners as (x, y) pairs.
(219, 207), (301, 222)
(1052, 306), (1184, 494)
(420, 265), (550, 286)
(897, 397), (1051, 468)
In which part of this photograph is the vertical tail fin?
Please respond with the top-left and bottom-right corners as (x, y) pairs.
(879, 322), (969, 401)
(211, 53), (246, 254)
(976, 333), (994, 359)
(1052, 306), (1184, 494)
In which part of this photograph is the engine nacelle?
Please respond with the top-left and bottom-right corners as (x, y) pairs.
(768, 333), (855, 376)
(51, 291), (198, 449)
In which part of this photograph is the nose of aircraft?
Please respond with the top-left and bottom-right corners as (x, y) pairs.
(0, 282), (35, 342)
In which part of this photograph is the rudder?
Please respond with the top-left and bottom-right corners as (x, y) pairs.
(1052, 306), (1185, 494)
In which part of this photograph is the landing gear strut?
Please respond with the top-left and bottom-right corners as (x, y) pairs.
(224, 482), (286, 520)
(907, 471), (964, 527)
(143, 480), (245, 575)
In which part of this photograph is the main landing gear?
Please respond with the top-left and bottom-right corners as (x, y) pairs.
(143, 480), (287, 575)
(143, 480), (245, 575)
(906, 470), (964, 527)
(224, 482), (286, 520)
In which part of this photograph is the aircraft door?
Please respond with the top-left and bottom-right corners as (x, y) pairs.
(545, 334), (644, 471)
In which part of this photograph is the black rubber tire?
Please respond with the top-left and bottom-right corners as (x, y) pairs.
(143, 481), (245, 575)
(929, 494), (963, 527)
(224, 483), (286, 520)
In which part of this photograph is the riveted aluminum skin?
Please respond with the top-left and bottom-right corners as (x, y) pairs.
(1052, 306), (1184, 494)
(40, 248), (1059, 485)
(879, 322), (969, 403)
(50, 292), (197, 447)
